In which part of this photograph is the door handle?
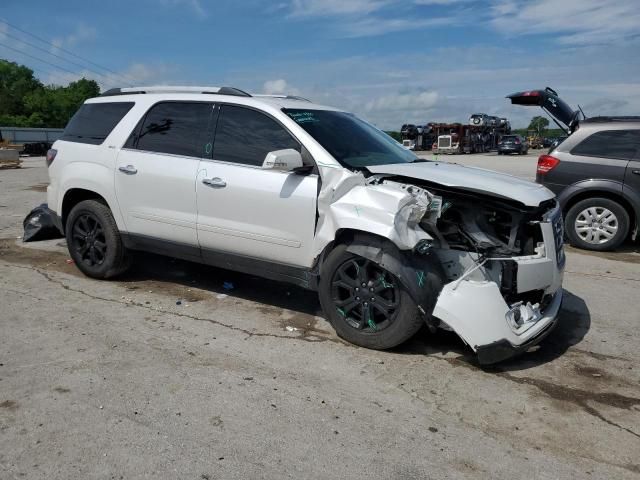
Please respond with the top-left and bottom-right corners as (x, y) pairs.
(632, 170), (640, 175)
(202, 177), (227, 188)
(118, 165), (138, 175)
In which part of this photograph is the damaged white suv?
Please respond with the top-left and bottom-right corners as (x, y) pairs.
(46, 86), (565, 364)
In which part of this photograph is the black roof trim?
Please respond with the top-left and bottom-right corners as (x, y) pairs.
(582, 116), (640, 124)
(100, 87), (252, 98)
(100, 88), (146, 97)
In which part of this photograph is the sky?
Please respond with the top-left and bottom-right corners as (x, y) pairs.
(1, 0), (640, 129)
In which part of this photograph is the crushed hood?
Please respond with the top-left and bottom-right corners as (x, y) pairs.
(366, 161), (555, 207)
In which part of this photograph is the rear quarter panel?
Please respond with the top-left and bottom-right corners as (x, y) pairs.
(52, 141), (124, 230)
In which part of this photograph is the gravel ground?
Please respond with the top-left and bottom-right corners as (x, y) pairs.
(1, 154), (639, 479)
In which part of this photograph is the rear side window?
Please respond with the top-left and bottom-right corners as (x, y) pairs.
(571, 130), (640, 160)
(213, 105), (299, 166)
(135, 102), (214, 158)
(61, 102), (134, 145)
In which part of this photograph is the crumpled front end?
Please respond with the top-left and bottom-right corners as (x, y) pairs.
(432, 205), (565, 364)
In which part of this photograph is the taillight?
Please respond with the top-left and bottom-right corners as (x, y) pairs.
(537, 155), (560, 174)
(46, 148), (57, 167)
(515, 138), (520, 144)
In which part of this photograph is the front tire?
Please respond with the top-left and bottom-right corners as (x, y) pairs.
(318, 243), (429, 350)
(65, 200), (131, 278)
(565, 197), (630, 251)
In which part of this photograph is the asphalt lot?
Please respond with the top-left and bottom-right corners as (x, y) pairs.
(1, 153), (639, 479)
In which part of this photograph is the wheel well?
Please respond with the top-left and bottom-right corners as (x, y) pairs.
(61, 189), (108, 232)
(564, 190), (637, 228)
(314, 229), (401, 272)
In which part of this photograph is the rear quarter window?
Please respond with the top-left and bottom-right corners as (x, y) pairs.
(570, 130), (640, 160)
(61, 102), (134, 145)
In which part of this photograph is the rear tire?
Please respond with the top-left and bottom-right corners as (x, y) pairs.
(565, 197), (629, 251)
(318, 243), (434, 350)
(65, 200), (131, 279)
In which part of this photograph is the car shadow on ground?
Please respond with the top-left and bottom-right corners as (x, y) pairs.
(122, 251), (323, 316)
(123, 252), (590, 371)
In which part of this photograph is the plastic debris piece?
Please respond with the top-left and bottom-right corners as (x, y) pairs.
(285, 326), (298, 332)
(223, 281), (235, 291)
(216, 294), (228, 299)
(22, 203), (63, 242)
(176, 300), (182, 305)
(65, 259), (74, 264)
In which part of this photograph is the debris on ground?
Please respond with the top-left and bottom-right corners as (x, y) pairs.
(22, 204), (63, 242)
(223, 281), (235, 291)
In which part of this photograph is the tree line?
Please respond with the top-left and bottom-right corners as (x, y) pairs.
(0, 59), (100, 128)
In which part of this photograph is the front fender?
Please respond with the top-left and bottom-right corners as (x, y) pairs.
(556, 179), (623, 209)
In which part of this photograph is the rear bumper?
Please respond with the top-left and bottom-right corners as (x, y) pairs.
(498, 146), (523, 153)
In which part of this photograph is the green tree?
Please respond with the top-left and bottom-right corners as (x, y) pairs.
(1, 59), (101, 128)
(528, 116), (549, 136)
(0, 60), (43, 118)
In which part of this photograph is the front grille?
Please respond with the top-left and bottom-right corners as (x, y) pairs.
(438, 137), (451, 148)
(550, 208), (565, 268)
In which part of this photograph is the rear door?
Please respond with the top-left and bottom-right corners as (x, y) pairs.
(551, 129), (639, 189)
(115, 101), (214, 256)
(196, 104), (319, 267)
(507, 87), (579, 131)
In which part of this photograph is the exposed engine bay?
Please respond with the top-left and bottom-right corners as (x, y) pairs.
(366, 174), (555, 258)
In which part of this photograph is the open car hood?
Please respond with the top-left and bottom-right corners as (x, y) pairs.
(366, 161), (555, 207)
(507, 87), (579, 132)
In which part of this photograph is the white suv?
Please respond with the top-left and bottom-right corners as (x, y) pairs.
(46, 86), (565, 364)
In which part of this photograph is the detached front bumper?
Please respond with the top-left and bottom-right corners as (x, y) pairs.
(432, 207), (565, 364)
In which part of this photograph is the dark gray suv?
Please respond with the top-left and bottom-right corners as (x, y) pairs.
(508, 88), (640, 251)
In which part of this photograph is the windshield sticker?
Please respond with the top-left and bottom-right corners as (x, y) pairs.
(287, 111), (319, 124)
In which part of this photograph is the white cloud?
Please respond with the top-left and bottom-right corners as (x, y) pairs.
(289, 0), (391, 17)
(366, 90), (438, 112)
(51, 24), (97, 53)
(263, 79), (288, 94)
(343, 15), (459, 37)
(489, 0), (640, 46)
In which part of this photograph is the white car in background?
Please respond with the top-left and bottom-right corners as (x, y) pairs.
(46, 86), (565, 364)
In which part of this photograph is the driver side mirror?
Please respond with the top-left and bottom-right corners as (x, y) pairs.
(261, 149), (303, 172)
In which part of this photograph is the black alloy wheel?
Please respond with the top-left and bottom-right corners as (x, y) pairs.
(71, 213), (107, 267)
(330, 257), (400, 332)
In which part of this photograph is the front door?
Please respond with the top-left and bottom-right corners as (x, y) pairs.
(115, 101), (214, 256)
(196, 104), (318, 268)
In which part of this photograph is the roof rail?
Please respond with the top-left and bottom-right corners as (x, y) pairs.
(253, 94), (312, 102)
(100, 86), (252, 97)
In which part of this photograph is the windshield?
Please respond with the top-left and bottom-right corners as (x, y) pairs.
(283, 108), (419, 168)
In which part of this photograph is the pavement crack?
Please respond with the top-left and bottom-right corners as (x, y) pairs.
(7, 263), (338, 345)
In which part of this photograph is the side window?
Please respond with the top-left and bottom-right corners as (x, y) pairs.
(571, 130), (640, 160)
(61, 102), (134, 145)
(213, 105), (299, 166)
(135, 102), (213, 157)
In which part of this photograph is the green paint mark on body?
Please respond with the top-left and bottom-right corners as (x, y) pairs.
(367, 318), (377, 330)
(416, 270), (425, 287)
(337, 308), (346, 317)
